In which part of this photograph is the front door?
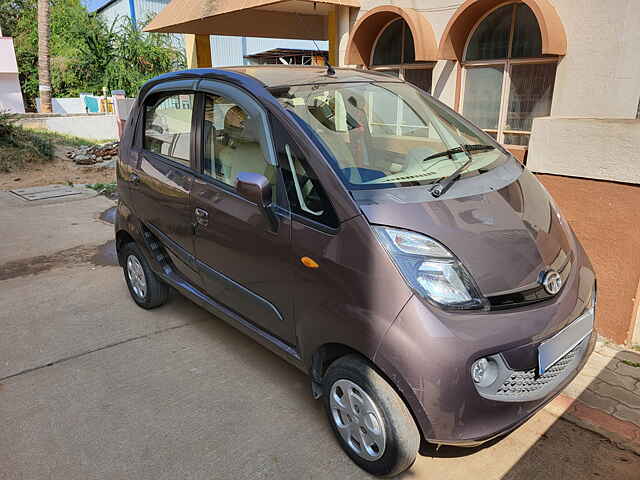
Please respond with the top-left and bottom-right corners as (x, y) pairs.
(191, 83), (296, 346)
(129, 86), (202, 288)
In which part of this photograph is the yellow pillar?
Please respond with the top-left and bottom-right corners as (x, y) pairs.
(184, 34), (212, 68)
(327, 6), (338, 66)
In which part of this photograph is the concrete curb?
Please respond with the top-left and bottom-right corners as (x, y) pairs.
(546, 394), (640, 455)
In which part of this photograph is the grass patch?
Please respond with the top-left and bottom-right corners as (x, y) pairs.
(0, 111), (53, 173)
(621, 359), (640, 368)
(88, 182), (117, 197)
(0, 111), (116, 173)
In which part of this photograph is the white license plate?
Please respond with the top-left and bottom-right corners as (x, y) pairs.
(538, 308), (594, 374)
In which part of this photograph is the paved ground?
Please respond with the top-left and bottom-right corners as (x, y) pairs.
(548, 340), (640, 453)
(1, 191), (639, 479)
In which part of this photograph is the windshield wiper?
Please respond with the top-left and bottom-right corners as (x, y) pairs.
(429, 143), (476, 198)
(423, 144), (495, 162)
(425, 144), (495, 197)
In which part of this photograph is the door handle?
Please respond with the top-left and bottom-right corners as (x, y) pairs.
(195, 207), (209, 226)
(129, 172), (140, 185)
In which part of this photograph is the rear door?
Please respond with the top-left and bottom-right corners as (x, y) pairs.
(129, 80), (202, 288)
(191, 80), (296, 346)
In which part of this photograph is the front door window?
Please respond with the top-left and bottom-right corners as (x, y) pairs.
(202, 94), (276, 195)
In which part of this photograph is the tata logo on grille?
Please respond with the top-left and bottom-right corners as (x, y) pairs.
(542, 270), (563, 295)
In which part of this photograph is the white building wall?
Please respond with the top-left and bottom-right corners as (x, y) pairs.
(98, 0), (182, 49)
(528, 117), (640, 184)
(99, 0), (132, 28)
(0, 73), (25, 113)
(0, 37), (25, 113)
(134, 0), (169, 22)
(550, 0), (640, 119)
(16, 114), (118, 140)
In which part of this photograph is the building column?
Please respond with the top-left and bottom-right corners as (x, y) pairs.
(337, 6), (352, 66)
(184, 34), (212, 68)
(328, 6), (354, 67)
(327, 7), (338, 66)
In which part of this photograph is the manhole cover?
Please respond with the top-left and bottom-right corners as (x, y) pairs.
(11, 184), (84, 201)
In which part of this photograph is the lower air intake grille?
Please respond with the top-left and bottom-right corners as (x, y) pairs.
(496, 347), (578, 397)
(474, 334), (590, 403)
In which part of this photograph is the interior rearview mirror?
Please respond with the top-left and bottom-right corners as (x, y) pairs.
(236, 172), (278, 232)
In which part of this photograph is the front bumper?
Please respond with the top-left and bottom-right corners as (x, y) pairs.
(432, 330), (596, 447)
(374, 243), (597, 445)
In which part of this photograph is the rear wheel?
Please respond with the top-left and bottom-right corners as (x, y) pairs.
(121, 242), (169, 309)
(322, 354), (419, 477)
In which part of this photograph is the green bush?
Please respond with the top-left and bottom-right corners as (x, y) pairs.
(0, 111), (53, 172)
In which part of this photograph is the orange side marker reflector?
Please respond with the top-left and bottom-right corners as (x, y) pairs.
(301, 256), (319, 269)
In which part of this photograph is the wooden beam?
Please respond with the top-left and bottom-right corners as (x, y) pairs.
(185, 34), (212, 68)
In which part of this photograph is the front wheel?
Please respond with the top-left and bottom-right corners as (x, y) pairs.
(322, 354), (420, 477)
(121, 242), (169, 309)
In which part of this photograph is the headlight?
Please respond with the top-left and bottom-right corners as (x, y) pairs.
(375, 227), (488, 310)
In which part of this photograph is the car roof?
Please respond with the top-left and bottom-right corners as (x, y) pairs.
(138, 66), (404, 103)
(218, 65), (403, 88)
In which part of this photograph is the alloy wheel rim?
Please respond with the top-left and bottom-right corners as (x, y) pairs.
(126, 255), (147, 299)
(329, 378), (386, 461)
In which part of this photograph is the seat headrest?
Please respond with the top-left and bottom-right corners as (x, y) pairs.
(224, 106), (259, 143)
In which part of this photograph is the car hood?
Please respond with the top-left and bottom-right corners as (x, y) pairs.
(354, 166), (574, 296)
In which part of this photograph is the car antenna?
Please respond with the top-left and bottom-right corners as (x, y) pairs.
(314, 38), (336, 76)
(294, 6), (335, 76)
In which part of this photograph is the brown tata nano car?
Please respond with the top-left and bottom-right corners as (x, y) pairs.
(115, 66), (596, 476)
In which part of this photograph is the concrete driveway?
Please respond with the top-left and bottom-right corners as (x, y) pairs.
(0, 191), (638, 479)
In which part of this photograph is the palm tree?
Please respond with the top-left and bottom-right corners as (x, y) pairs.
(37, 0), (52, 113)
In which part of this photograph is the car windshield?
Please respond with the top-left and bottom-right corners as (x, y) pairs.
(273, 82), (508, 190)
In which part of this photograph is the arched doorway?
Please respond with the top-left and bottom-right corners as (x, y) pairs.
(458, 2), (561, 146)
(345, 6), (438, 93)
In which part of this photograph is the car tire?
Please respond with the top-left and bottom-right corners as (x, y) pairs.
(322, 354), (420, 477)
(121, 242), (169, 309)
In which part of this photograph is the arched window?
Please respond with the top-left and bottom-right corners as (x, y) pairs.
(461, 2), (557, 146)
(370, 19), (433, 94)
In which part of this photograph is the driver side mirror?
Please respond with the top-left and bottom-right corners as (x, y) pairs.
(236, 172), (278, 232)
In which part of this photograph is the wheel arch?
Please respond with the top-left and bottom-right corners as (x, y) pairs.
(310, 342), (434, 442)
(115, 229), (135, 266)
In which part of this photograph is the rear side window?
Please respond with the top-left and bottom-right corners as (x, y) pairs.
(276, 137), (339, 229)
(144, 93), (194, 166)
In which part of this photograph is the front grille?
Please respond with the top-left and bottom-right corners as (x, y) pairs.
(487, 253), (573, 311)
(495, 347), (578, 397)
(488, 284), (554, 310)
